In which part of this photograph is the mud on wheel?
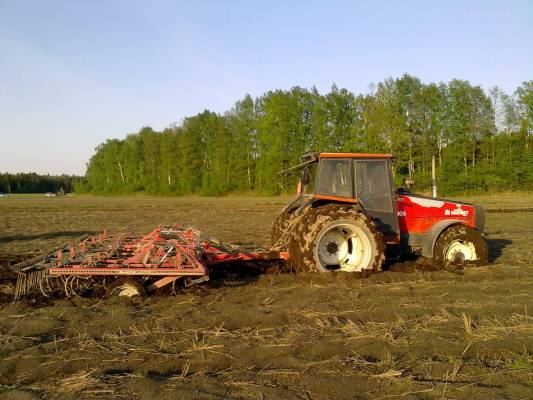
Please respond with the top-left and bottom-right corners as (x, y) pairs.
(271, 211), (298, 251)
(288, 204), (385, 273)
(433, 224), (488, 267)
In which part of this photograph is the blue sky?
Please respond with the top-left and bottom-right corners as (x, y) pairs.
(1, 0), (531, 175)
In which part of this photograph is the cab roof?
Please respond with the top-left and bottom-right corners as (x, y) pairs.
(319, 152), (394, 159)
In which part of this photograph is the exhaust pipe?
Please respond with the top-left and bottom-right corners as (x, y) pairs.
(431, 155), (437, 198)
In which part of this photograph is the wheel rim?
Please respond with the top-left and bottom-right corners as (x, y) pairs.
(445, 240), (477, 263)
(314, 222), (372, 272)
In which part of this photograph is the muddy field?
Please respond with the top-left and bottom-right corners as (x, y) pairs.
(0, 194), (532, 399)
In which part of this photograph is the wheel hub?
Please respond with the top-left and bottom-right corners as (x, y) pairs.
(326, 242), (339, 254)
(445, 240), (477, 263)
(315, 222), (372, 272)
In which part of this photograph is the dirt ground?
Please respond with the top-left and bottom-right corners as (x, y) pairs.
(0, 194), (532, 399)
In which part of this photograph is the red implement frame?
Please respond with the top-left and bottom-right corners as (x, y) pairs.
(37, 225), (287, 292)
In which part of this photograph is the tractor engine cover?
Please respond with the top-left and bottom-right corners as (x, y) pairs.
(396, 194), (484, 257)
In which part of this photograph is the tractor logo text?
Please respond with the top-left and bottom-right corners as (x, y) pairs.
(445, 208), (469, 217)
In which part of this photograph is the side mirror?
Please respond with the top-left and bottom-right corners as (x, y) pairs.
(296, 167), (310, 195)
(301, 167), (310, 185)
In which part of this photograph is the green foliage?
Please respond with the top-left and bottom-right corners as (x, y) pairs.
(81, 76), (533, 196)
(0, 173), (80, 194)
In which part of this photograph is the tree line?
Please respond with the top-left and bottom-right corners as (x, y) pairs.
(78, 75), (532, 195)
(0, 173), (80, 194)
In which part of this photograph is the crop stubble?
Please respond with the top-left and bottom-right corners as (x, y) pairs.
(0, 194), (532, 399)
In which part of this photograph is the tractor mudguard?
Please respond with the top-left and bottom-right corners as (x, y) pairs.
(422, 219), (465, 258)
(282, 194), (309, 214)
(309, 196), (363, 212)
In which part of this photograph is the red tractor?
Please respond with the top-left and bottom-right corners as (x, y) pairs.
(272, 152), (487, 272)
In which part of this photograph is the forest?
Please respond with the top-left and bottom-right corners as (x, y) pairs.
(78, 75), (532, 196)
(0, 173), (79, 194)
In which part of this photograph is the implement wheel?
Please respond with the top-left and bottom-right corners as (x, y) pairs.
(108, 278), (145, 298)
(289, 205), (385, 273)
(434, 225), (487, 267)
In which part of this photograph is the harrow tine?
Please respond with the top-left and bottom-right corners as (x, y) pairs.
(69, 276), (76, 297)
(63, 276), (71, 298)
(38, 274), (50, 298)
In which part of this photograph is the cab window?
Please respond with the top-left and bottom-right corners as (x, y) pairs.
(315, 159), (353, 198)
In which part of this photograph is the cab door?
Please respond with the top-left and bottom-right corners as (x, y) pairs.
(354, 159), (399, 235)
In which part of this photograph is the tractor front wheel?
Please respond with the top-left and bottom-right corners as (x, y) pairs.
(433, 225), (488, 267)
(289, 205), (385, 273)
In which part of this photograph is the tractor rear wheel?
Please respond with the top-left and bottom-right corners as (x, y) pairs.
(289, 205), (385, 273)
(433, 225), (487, 267)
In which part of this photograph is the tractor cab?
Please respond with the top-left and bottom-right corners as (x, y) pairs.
(284, 152), (399, 236)
(314, 153), (398, 235)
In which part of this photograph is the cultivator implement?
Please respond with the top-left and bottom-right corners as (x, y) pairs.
(12, 225), (288, 299)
